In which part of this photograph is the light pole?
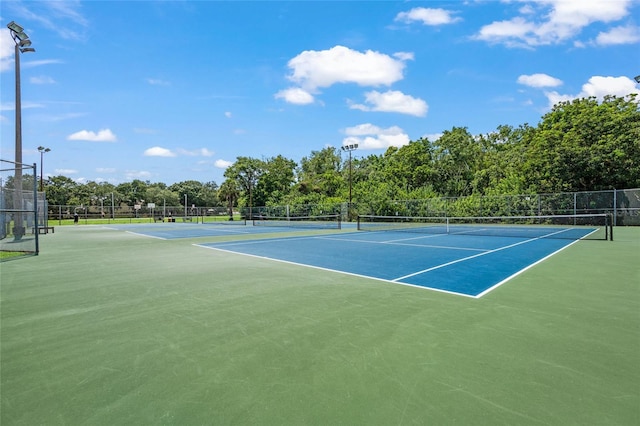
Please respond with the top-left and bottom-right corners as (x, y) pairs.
(7, 21), (35, 240)
(341, 143), (358, 220)
(37, 146), (51, 192)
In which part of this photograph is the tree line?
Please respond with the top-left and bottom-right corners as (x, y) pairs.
(17, 95), (640, 212)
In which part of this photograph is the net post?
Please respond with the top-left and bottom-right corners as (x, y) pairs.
(357, 215), (361, 231)
(608, 213), (614, 241)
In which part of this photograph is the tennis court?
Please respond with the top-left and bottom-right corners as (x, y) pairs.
(106, 214), (343, 240)
(1, 220), (638, 425)
(196, 216), (607, 297)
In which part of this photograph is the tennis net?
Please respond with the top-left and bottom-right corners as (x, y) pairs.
(253, 214), (341, 230)
(357, 214), (612, 240)
(201, 217), (247, 225)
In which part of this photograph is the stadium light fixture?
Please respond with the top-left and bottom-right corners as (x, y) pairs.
(38, 146), (51, 192)
(7, 21), (24, 33)
(634, 75), (640, 83)
(7, 21), (35, 240)
(341, 143), (359, 220)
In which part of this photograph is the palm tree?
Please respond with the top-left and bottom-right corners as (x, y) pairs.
(218, 180), (239, 220)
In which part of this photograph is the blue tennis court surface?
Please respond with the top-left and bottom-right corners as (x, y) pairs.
(105, 222), (304, 239)
(196, 230), (587, 298)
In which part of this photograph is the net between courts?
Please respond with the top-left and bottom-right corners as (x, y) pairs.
(253, 214), (341, 230)
(357, 214), (612, 241)
(201, 217), (247, 225)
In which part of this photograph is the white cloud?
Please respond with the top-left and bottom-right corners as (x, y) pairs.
(31, 112), (87, 123)
(543, 75), (640, 110)
(394, 7), (462, 26)
(215, 159), (233, 169)
(146, 78), (170, 86)
(96, 168), (116, 173)
(199, 148), (214, 157)
(176, 148), (215, 157)
(393, 52), (414, 61)
(125, 170), (152, 180)
(517, 73), (563, 88)
(345, 123), (387, 136)
(543, 91), (575, 109)
(274, 87), (315, 105)
(349, 90), (428, 117)
(475, 17), (537, 48)
(0, 29), (13, 72)
(0, 101), (45, 111)
(55, 168), (78, 175)
(67, 128), (117, 142)
(21, 59), (64, 69)
(30, 75), (56, 84)
(595, 24), (640, 45)
(224, 111), (232, 118)
(342, 123), (410, 150)
(144, 147), (176, 157)
(422, 133), (443, 142)
(285, 45), (408, 91)
(519, 4), (536, 15)
(474, 0), (633, 47)
(579, 76), (640, 98)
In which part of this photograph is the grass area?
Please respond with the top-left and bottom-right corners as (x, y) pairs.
(1, 225), (638, 425)
(0, 251), (26, 260)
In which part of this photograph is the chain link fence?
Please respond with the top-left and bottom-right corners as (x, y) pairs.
(45, 188), (639, 226)
(349, 189), (639, 225)
(1, 159), (41, 259)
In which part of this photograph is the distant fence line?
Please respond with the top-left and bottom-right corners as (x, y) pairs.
(46, 188), (640, 226)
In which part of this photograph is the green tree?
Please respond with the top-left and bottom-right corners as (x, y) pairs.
(296, 147), (343, 198)
(41, 175), (78, 206)
(116, 180), (150, 205)
(224, 157), (265, 218)
(145, 186), (180, 207)
(201, 181), (221, 207)
(255, 155), (296, 206)
(168, 180), (215, 207)
(380, 137), (434, 193)
(431, 127), (481, 196)
(522, 95), (640, 192)
(473, 124), (533, 195)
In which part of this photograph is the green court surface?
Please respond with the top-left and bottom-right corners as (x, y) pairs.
(1, 225), (639, 425)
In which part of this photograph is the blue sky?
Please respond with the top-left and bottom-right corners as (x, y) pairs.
(1, 0), (639, 186)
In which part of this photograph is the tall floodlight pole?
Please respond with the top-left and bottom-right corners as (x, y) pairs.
(37, 146), (51, 191)
(341, 143), (358, 220)
(7, 21), (35, 240)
